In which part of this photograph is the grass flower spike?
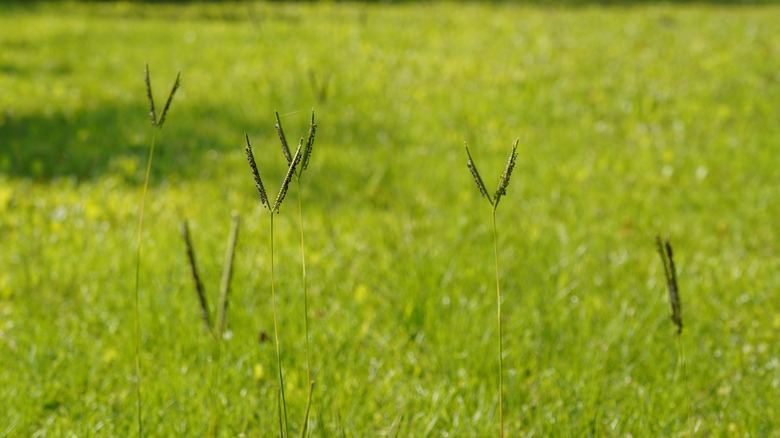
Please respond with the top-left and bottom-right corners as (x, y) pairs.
(463, 139), (520, 438)
(134, 63), (181, 437)
(272, 140), (302, 213)
(301, 110), (317, 171)
(494, 140), (519, 208)
(244, 134), (269, 208)
(465, 143), (493, 205)
(656, 236), (682, 335)
(275, 111), (293, 166)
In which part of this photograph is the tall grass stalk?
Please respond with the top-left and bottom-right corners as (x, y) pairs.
(245, 133), (303, 438)
(275, 110), (317, 437)
(464, 139), (519, 438)
(134, 63), (180, 436)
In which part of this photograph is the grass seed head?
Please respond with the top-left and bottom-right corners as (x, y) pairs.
(144, 63), (156, 127)
(465, 143), (493, 206)
(156, 71), (181, 130)
(244, 133), (269, 208)
(301, 109), (317, 171)
(493, 139), (519, 209)
(273, 139), (303, 213)
(181, 219), (212, 333)
(656, 236), (683, 335)
(275, 111), (292, 166)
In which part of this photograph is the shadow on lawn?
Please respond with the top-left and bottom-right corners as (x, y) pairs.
(2, 106), (149, 182)
(0, 101), (386, 193)
(0, 103), (252, 183)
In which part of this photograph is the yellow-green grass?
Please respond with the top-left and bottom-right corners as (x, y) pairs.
(2, 1), (780, 435)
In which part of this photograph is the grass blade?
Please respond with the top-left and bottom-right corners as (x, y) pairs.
(217, 213), (240, 337)
(300, 380), (315, 438)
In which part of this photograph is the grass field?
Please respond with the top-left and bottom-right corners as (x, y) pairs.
(2, 1), (780, 435)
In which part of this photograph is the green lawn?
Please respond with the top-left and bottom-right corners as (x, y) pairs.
(2, 1), (780, 435)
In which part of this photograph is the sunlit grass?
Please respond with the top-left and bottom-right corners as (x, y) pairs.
(1, 1), (780, 435)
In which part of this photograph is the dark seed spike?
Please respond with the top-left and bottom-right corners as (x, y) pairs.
(181, 220), (212, 333)
(275, 111), (292, 166)
(656, 236), (683, 335)
(665, 240), (683, 335)
(493, 139), (519, 209)
(144, 63), (156, 127)
(465, 143), (493, 206)
(294, 136), (305, 178)
(244, 133), (269, 208)
(156, 71), (180, 130)
(273, 139), (303, 213)
(301, 109), (317, 171)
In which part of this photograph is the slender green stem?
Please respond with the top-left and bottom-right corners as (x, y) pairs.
(296, 178), (313, 436)
(675, 335), (693, 435)
(207, 338), (222, 437)
(134, 129), (157, 437)
(270, 214), (289, 437)
(491, 209), (504, 438)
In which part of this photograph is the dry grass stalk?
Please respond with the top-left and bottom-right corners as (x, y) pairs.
(181, 220), (212, 333)
(656, 236), (683, 335)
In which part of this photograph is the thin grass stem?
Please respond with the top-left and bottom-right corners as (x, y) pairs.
(296, 178), (313, 437)
(270, 214), (289, 437)
(136, 63), (179, 438)
(492, 210), (504, 438)
(300, 380), (315, 438)
(464, 141), (518, 438)
(133, 128), (157, 437)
